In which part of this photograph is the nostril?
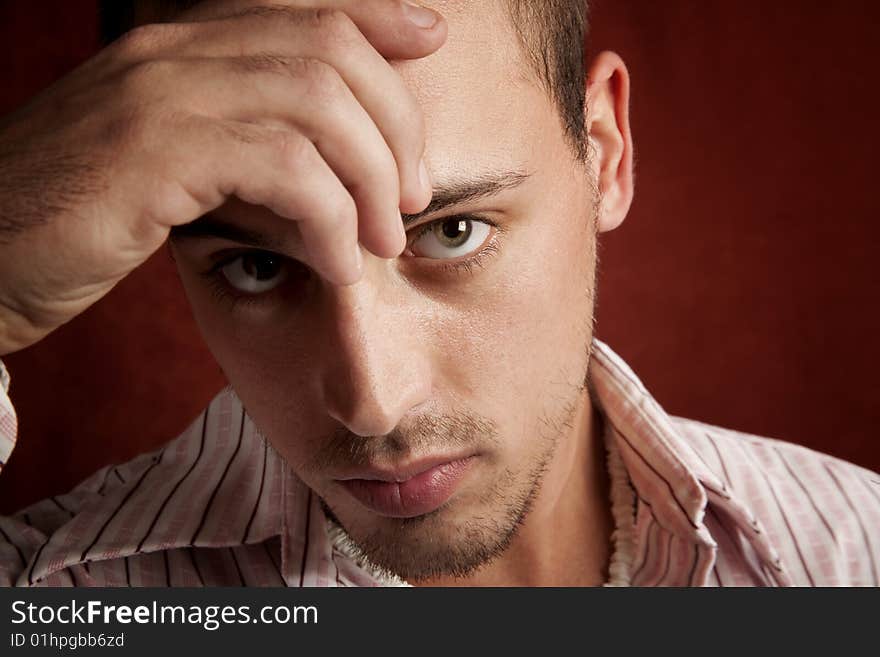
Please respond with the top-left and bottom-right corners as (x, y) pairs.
(321, 366), (433, 439)
(325, 401), (399, 439)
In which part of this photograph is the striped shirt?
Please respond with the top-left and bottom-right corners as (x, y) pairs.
(0, 340), (877, 587)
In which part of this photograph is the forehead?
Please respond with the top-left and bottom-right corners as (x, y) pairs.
(393, 0), (562, 182)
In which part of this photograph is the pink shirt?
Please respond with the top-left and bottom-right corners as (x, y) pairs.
(0, 341), (877, 586)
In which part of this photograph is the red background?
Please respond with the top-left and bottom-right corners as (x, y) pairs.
(1, 1), (878, 514)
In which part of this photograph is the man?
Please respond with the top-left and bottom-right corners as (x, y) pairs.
(0, 0), (877, 587)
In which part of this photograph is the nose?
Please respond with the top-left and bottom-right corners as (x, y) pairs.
(317, 275), (432, 437)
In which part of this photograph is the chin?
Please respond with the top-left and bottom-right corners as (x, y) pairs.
(321, 468), (539, 582)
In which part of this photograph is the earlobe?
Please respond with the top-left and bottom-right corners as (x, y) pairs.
(585, 51), (634, 233)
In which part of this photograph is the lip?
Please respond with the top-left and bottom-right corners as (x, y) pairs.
(337, 455), (476, 519)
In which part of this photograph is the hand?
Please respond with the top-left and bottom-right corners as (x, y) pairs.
(0, 0), (446, 355)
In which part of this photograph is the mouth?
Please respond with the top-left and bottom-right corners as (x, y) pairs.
(336, 455), (477, 519)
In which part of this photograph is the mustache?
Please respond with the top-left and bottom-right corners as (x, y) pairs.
(310, 411), (500, 472)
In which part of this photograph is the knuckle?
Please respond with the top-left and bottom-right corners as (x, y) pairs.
(112, 23), (177, 57)
(236, 53), (293, 76)
(216, 119), (262, 147)
(113, 24), (156, 54)
(120, 58), (175, 95)
(293, 57), (345, 100)
(236, 53), (345, 105)
(233, 4), (298, 22)
(310, 8), (360, 49)
(274, 131), (314, 170)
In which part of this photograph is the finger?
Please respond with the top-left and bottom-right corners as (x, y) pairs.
(175, 0), (447, 61)
(173, 9), (432, 212)
(135, 56), (406, 259)
(172, 117), (363, 285)
(193, 56), (406, 257)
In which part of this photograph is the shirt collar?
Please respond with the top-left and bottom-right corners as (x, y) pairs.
(590, 339), (790, 585)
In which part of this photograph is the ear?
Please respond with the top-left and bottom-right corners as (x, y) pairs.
(585, 51), (634, 233)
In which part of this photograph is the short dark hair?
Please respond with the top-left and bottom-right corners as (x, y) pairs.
(507, 1), (590, 162)
(100, 1), (590, 160)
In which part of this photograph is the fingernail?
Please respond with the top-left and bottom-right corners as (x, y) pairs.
(418, 158), (432, 195)
(403, 1), (438, 29)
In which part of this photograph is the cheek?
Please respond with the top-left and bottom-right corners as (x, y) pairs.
(216, 336), (328, 473)
(177, 277), (324, 463)
(427, 216), (596, 434)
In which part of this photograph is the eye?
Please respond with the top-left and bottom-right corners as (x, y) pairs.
(409, 217), (492, 259)
(220, 252), (288, 294)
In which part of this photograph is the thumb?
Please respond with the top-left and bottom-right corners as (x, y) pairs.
(178, 0), (447, 61)
(333, 0), (447, 59)
(336, 0), (447, 60)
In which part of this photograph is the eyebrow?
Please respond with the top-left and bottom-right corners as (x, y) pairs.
(401, 170), (530, 225)
(169, 169), (530, 248)
(169, 216), (285, 251)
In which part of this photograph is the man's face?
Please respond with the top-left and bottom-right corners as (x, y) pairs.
(172, 0), (599, 580)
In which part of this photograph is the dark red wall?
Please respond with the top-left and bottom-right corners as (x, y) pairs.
(1, 1), (878, 514)
(588, 0), (880, 474)
(0, 1), (225, 514)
